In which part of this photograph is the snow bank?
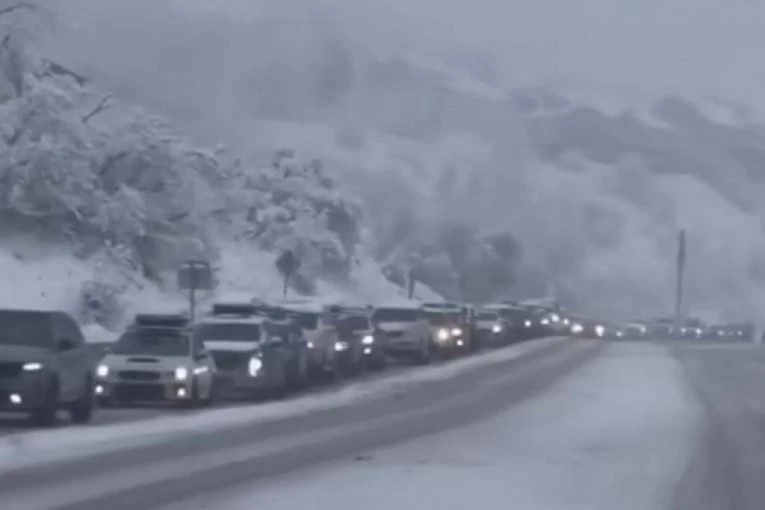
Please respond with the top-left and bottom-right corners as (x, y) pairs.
(0, 336), (567, 471)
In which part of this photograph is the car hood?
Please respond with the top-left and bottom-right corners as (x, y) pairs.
(0, 345), (51, 364)
(101, 354), (189, 370)
(204, 340), (261, 352)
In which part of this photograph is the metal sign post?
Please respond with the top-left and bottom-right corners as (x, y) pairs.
(177, 260), (213, 322)
(407, 268), (416, 299)
(275, 250), (301, 298)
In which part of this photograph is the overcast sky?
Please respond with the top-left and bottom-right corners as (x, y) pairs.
(57, 0), (765, 107)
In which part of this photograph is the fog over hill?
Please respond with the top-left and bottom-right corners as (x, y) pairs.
(2, 0), (765, 325)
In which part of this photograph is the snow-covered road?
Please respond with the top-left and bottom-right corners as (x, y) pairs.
(171, 342), (702, 510)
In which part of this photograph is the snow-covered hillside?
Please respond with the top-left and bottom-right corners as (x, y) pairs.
(0, 4), (429, 336)
(8, 0), (765, 323)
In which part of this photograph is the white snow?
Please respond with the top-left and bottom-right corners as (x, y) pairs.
(205, 342), (700, 510)
(0, 336), (567, 471)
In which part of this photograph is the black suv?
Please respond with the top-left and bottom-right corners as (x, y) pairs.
(0, 309), (94, 425)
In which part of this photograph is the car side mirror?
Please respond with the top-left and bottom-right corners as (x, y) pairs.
(194, 351), (209, 362)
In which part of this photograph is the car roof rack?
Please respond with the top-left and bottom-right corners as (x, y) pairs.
(210, 302), (261, 316)
(133, 313), (190, 328)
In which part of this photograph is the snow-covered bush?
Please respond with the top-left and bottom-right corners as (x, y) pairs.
(0, 16), (372, 309)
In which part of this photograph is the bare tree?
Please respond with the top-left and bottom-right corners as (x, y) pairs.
(81, 94), (113, 123)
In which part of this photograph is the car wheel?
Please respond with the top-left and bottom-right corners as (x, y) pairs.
(69, 376), (95, 424)
(32, 378), (59, 427)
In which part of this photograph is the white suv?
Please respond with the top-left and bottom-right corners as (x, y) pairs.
(372, 303), (431, 364)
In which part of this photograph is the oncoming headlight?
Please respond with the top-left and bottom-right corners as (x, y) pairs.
(451, 328), (462, 336)
(550, 314), (560, 322)
(248, 356), (263, 376)
(361, 335), (374, 345)
(23, 362), (43, 371)
(524, 320), (532, 328)
(437, 328), (450, 341)
(540, 318), (550, 325)
(96, 364), (109, 377)
(334, 341), (349, 351)
(174, 367), (188, 381)
(492, 324), (502, 333)
(594, 325), (605, 337)
(571, 323), (583, 334)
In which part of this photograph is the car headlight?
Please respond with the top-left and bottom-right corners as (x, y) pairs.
(451, 328), (462, 336)
(193, 366), (208, 375)
(524, 320), (532, 327)
(437, 328), (450, 340)
(492, 324), (502, 333)
(571, 323), (583, 334)
(550, 314), (560, 322)
(639, 326), (647, 334)
(594, 325), (605, 337)
(334, 341), (349, 351)
(174, 367), (189, 381)
(541, 318), (550, 325)
(361, 335), (374, 345)
(248, 356), (263, 376)
(23, 362), (43, 371)
(96, 364), (109, 377)
(616, 331), (623, 337)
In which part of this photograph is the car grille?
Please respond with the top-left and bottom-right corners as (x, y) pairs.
(211, 351), (243, 371)
(114, 384), (164, 401)
(384, 331), (404, 338)
(0, 362), (22, 379)
(117, 370), (161, 382)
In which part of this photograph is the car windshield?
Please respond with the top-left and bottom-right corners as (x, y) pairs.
(291, 312), (319, 330)
(0, 311), (53, 348)
(373, 308), (419, 323)
(194, 322), (262, 342)
(338, 315), (370, 332)
(423, 311), (459, 325)
(113, 328), (189, 356)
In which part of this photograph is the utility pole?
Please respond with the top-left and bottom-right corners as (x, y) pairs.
(674, 229), (686, 325)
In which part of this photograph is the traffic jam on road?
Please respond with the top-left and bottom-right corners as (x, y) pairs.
(0, 299), (754, 427)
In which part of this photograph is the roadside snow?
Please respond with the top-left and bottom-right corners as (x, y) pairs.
(210, 342), (700, 510)
(0, 336), (567, 471)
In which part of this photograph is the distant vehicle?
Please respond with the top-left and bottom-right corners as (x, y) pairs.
(372, 303), (432, 364)
(474, 309), (507, 348)
(569, 316), (607, 338)
(422, 305), (469, 357)
(423, 302), (476, 351)
(0, 309), (94, 426)
(274, 298), (343, 381)
(708, 322), (754, 341)
(193, 303), (307, 399)
(621, 321), (649, 339)
(324, 305), (387, 375)
(481, 303), (531, 341)
(96, 313), (216, 408)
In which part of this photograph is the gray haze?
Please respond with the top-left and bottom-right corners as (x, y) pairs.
(13, 0), (765, 320)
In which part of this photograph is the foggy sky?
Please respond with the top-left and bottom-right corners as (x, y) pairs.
(175, 0), (765, 106)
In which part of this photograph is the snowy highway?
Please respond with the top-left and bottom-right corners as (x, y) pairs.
(5, 339), (765, 510)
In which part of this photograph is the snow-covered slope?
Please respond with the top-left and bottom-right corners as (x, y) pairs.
(30, 0), (765, 322)
(0, 6), (438, 337)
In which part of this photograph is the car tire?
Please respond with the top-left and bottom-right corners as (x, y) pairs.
(69, 376), (95, 424)
(32, 378), (59, 427)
